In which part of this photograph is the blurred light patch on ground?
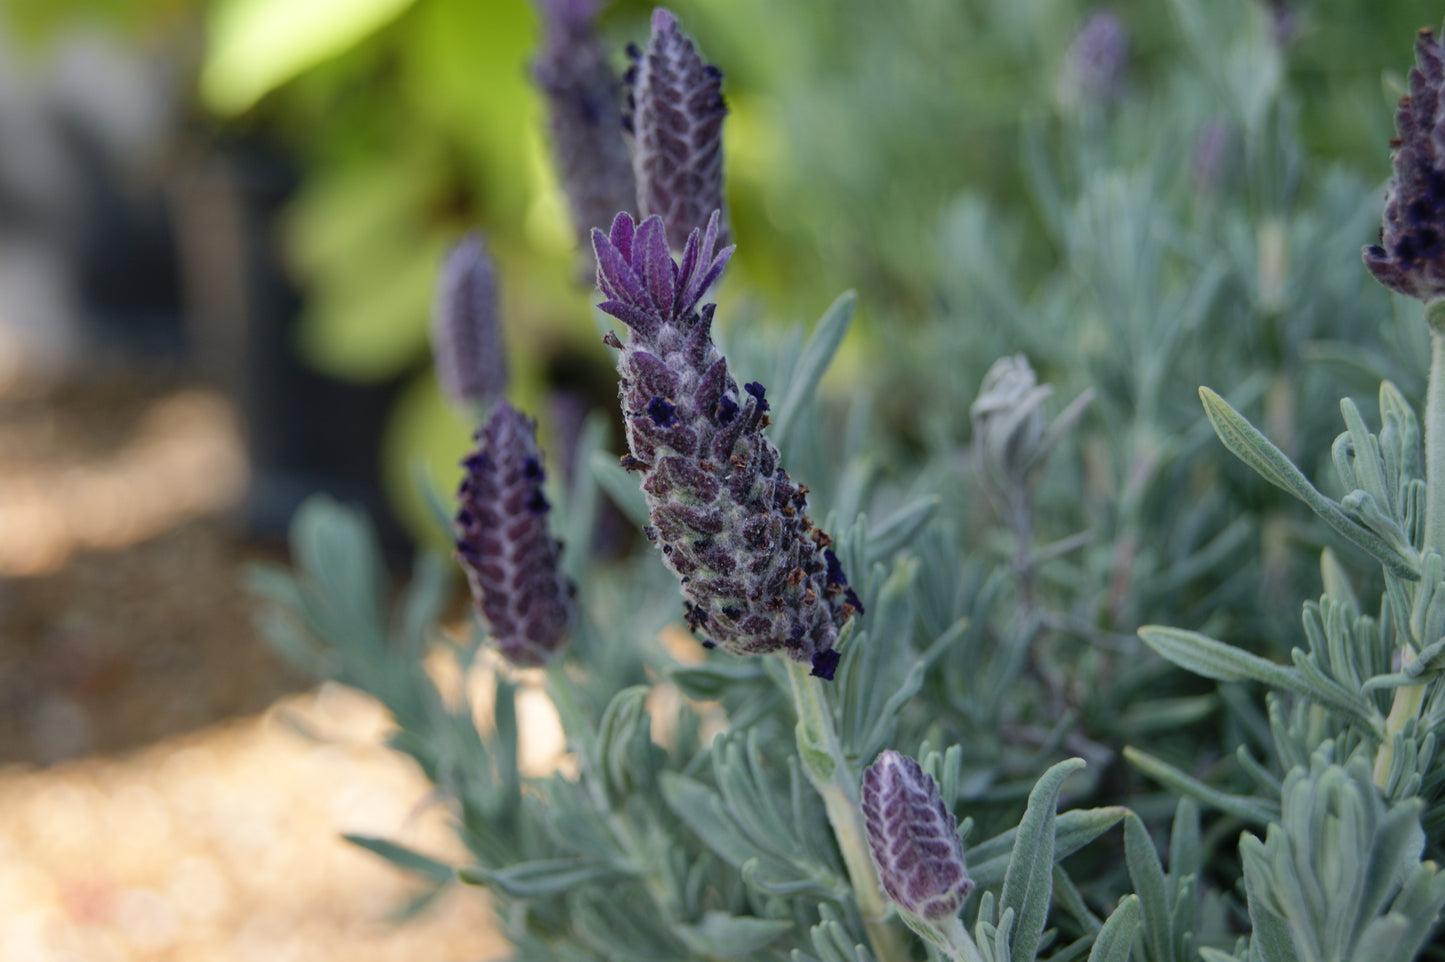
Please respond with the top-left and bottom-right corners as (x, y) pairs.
(0, 685), (505, 962)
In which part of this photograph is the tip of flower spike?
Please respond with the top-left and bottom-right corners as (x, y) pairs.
(651, 7), (678, 32)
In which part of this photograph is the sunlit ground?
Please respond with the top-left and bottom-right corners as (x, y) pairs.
(0, 369), (518, 961)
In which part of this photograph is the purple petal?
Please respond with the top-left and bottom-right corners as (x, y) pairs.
(635, 215), (677, 315)
(593, 228), (647, 306)
(609, 211), (637, 262)
(597, 299), (661, 337)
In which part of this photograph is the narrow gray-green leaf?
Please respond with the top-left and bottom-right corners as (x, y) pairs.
(1087, 895), (1140, 962)
(1139, 625), (1301, 688)
(773, 290), (857, 454)
(460, 857), (623, 897)
(866, 496), (940, 562)
(1198, 388), (1418, 579)
(969, 807), (1128, 889)
(1123, 747), (1276, 826)
(675, 911), (795, 958)
(1000, 757), (1085, 961)
(345, 834), (453, 884)
(1124, 814), (1171, 962)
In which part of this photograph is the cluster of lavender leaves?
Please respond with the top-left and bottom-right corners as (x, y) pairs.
(250, 3), (1445, 960)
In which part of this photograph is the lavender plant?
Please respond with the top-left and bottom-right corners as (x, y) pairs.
(250, 4), (1445, 961)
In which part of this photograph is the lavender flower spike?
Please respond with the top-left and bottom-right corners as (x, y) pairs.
(1056, 10), (1129, 108)
(532, 0), (637, 244)
(455, 402), (576, 667)
(1364, 25), (1445, 306)
(861, 751), (973, 921)
(593, 212), (860, 679)
(624, 8), (728, 251)
(432, 233), (508, 408)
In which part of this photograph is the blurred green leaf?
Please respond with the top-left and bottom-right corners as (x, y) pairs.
(1088, 895), (1141, 962)
(203, 0), (420, 113)
(344, 833), (453, 885)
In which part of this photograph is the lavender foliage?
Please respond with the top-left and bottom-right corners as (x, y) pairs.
(431, 233), (508, 408)
(532, 0), (637, 245)
(593, 211), (858, 678)
(455, 402), (575, 666)
(861, 750), (973, 921)
(1364, 24), (1445, 305)
(624, 8), (728, 250)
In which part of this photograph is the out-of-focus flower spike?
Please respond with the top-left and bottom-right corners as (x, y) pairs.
(531, 0), (637, 252)
(594, 212), (853, 677)
(454, 402), (576, 667)
(625, 7), (728, 250)
(1364, 24), (1445, 308)
(1056, 10), (1129, 109)
(431, 233), (508, 409)
(860, 751), (973, 921)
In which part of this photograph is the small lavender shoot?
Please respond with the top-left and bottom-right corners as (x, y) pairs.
(432, 232), (508, 410)
(532, 0), (637, 246)
(624, 8), (728, 250)
(455, 402), (576, 667)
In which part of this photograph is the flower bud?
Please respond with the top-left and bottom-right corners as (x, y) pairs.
(860, 751), (973, 921)
(1363, 24), (1445, 306)
(532, 0), (637, 246)
(624, 8), (728, 251)
(455, 402), (576, 667)
(432, 233), (508, 409)
(592, 211), (858, 678)
(970, 354), (1051, 489)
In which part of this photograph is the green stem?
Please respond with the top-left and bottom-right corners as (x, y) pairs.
(937, 917), (988, 962)
(785, 659), (911, 962)
(1424, 332), (1445, 558)
(1377, 327), (1445, 789)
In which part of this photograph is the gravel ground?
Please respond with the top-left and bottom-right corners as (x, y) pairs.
(0, 374), (509, 961)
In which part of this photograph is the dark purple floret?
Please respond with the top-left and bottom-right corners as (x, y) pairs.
(432, 233), (508, 408)
(811, 648), (841, 680)
(861, 751), (973, 921)
(455, 402), (576, 667)
(624, 8), (729, 250)
(1365, 25), (1445, 304)
(647, 396), (678, 425)
(531, 0), (637, 250)
(592, 211), (857, 673)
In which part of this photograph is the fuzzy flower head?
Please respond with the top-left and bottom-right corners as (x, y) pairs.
(1364, 25), (1445, 306)
(623, 8), (728, 251)
(455, 402), (576, 667)
(432, 233), (508, 409)
(532, 0), (637, 247)
(592, 211), (859, 679)
(861, 751), (973, 921)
